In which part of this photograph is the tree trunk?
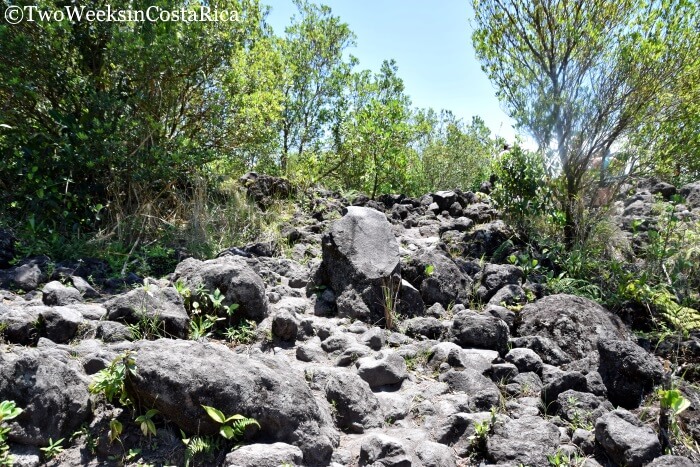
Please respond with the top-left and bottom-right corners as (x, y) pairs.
(564, 174), (577, 249)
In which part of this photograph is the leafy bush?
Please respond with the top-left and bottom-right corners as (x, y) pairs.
(491, 145), (556, 232)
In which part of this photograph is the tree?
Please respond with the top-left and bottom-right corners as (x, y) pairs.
(279, 0), (357, 172)
(415, 110), (499, 192)
(0, 0), (279, 232)
(472, 0), (698, 246)
(631, 53), (700, 184)
(332, 60), (417, 198)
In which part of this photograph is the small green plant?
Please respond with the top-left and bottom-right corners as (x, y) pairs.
(134, 409), (160, 437)
(468, 408), (498, 452)
(0, 401), (23, 466)
(424, 264), (435, 276)
(224, 320), (258, 345)
(658, 387), (691, 452)
(108, 419), (123, 444)
(181, 431), (220, 467)
(40, 437), (64, 460)
(546, 448), (585, 467)
(127, 311), (167, 341)
(189, 314), (221, 340)
(201, 405), (259, 441)
(381, 278), (401, 331)
(88, 352), (136, 406)
(70, 424), (97, 455)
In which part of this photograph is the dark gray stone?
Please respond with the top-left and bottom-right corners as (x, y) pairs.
(335, 345), (373, 367)
(0, 304), (39, 345)
(323, 370), (383, 432)
(296, 342), (326, 363)
(451, 309), (509, 355)
(402, 248), (471, 308)
(356, 351), (408, 388)
(595, 409), (662, 466)
(477, 264), (523, 302)
(439, 369), (502, 410)
(318, 207), (400, 320)
(680, 182), (700, 209)
(359, 433), (411, 467)
(489, 363), (519, 383)
(104, 286), (189, 339)
(505, 348), (543, 375)
(69, 275), (100, 299)
(38, 306), (84, 343)
(542, 371), (588, 405)
(415, 441), (457, 467)
(646, 455), (697, 467)
(402, 316), (444, 340)
(509, 336), (571, 366)
(173, 256), (269, 322)
(488, 284), (527, 307)
(12, 263), (44, 292)
(321, 332), (355, 354)
(128, 339), (338, 465)
(271, 310), (298, 342)
(224, 442), (303, 467)
(41, 281), (83, 306)
(486, 415), (560, 466)
(597, 339), (664, 409)
(360, 327), (386, 351)
(0, 347), (91, 446)
(572, 428), (596, 455)
(95, 320), (132, 343)
(518, 294), (628, 361)
(554, 390), (613, 428)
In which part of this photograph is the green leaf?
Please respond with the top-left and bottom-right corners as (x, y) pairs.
(109, 419), (122, 443)
(219, 425), (235, 439)
(201, 405), (226, 424)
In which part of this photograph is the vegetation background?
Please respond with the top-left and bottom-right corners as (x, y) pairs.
(0, 0), (698, 327)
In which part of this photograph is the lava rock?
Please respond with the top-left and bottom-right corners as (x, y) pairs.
(595, 409), (662, 466)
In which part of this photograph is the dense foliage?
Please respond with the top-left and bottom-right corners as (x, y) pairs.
(0, 0), (501, 249)
(472, 0), (700, 246)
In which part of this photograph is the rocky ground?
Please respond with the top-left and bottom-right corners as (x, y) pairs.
(1, 175), (700, 467)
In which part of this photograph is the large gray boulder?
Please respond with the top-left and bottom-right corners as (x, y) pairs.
(41, 281), (83, 306)
(224, 442), (303, 467)
(451, 309), (510, 355)
(317, 207), (404, 323)
(356, 351), (408, 388)
(477, 264), (524, 302)
(486, 415), (560, 466)
(126, 339), (337, 465)
(104, 286), (189, 339)
(680, 182), (700, 209)
(311, 369), (383, 433)
(518, 294), (628, 362)
(402, 247), (471, 308)
(438, 369), (502, 410)
(173, 256), (269, 322)
(321, 206), (400, 291)
(0, 304), (39, 345)
(358, 433), (411, 467)
(0, 347), (91, 446)
(595, 409), (662, 466)
(597, 339), (664, 408)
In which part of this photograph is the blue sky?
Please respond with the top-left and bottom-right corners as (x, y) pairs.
(264, 0), (522, 143)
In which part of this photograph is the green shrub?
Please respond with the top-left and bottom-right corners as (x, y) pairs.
(491, 145), (556, 232)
